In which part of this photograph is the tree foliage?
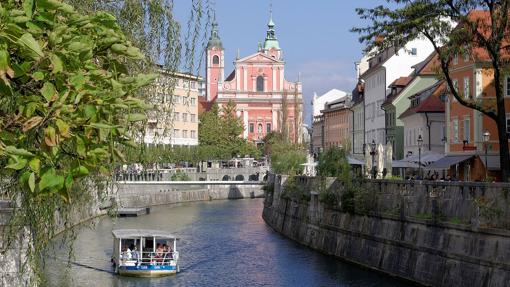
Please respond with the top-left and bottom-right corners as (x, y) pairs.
(198, 101), (260, 159)
(265, 132), (306, 175)
(0, 0), (157, 282)
(353, 0), (510, 181)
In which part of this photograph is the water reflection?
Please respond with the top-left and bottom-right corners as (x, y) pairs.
(44, 199), (411, 287)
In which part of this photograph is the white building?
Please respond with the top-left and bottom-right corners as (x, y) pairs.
(311, 89), (348, 117)
(361, 38), (434, 147)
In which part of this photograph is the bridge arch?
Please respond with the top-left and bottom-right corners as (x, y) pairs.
(248, 174), (259, 181)
(222, 175), (231, 181)
(235, 175), (244, 181)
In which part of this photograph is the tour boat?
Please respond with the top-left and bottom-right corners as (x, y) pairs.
(111, 229), (180, 277)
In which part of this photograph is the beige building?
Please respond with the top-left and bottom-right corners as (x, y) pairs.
(145, 71), (201, 146)
(322, 97), (351, 149)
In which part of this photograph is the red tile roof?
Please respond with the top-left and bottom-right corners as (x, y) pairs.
(399, 81), (446, 119)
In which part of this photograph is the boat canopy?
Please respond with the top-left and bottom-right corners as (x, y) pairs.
(112, 229), (179, 240)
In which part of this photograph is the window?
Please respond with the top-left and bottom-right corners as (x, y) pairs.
(249, 123), (254, 133)
(256, 76), (264, 92)
(464, 77), (470, 99)
(191, 97), (196, 106)
(174, 95), (180, 104)
(452, 119), (459, 143)
(453, 53), (458, 65)
(266, 123), (271, 133)
(506, 76), (510, 97)
(212, 55), (219, 65)
(410, 47), (417, 56)
(191, 130), (196, 138)
(174, 129), (180, 138)
(463, 117), (470, 142)
(452, 79), (459, 102)
(191, 81), (196, 89)
(182, 113), (188, 122)
(174, 112), (180, 121)
(191, 114), (196, 123)
(182, 130), (188, 138)
(464, 51), (470, 62)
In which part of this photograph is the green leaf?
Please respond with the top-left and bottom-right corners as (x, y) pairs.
(29, 157), (40, 173)
(17, 33), (44, 60)
(71, 165), (89, 177)
(89, 122), (114, 129)
(44, 126), (58, 146)
(25, 102), (37, 118)
(39, 168), (64, 192)
(5, 146), (35, 157)
(50, 53), (63, 74)
(6, 156), (28, 170)
(127, 113), (146, 122)
(76, 136), (86, 157)
(32, 71), (44, 81)
(64, 174), (73, 191)
(55, 119), (70, 137)
(40, 82), (56, 101)
(28, 172), (36, 192)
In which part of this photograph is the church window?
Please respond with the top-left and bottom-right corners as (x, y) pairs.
(212, 55), (219, 65)
(266, 123), (271, 133)
(256, 76), (264, 92)
(249, 123), (254, 133)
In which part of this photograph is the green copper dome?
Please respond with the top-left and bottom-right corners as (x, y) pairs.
(263, 13), (280, 50)
(207, 20), (223, 49)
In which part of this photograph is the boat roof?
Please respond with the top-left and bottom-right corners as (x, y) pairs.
(112, 229), (179, 239)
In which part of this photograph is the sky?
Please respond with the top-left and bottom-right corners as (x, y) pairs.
(174, 0), (386, 124)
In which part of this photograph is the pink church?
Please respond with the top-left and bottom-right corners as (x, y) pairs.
(203, 13), (303, 144)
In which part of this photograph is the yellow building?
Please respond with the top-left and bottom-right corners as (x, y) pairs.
(145, 71), (201, 146)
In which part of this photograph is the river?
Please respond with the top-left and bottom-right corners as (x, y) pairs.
(44, 199), (412, 287)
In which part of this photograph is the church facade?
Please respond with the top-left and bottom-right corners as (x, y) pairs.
(203, 14), (303, 144)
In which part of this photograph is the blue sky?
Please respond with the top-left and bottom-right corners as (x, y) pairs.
(174, 0), (386, 123)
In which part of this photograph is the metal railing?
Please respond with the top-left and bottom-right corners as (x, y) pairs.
(119, 251), (178, 266)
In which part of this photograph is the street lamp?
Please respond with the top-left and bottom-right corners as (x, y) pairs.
(483, 130), (490, 179)
(417, 135), (423, 179)
(370, 139), (377, 179)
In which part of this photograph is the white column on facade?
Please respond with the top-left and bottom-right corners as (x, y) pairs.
(243, 67), (247, 91)
(445, 97), (450, 154)
(253, 77), (256, 92)
(264, 76), (268, 92)
(243, 110), (249, 139)
(220, 51), (225, 82)
(236, 65), (240, 90)
(279, 68), (284, 91)
(272, 67), (276, 91)
(272, 109), (278, 131)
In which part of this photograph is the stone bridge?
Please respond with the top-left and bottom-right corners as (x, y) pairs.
(116, 166), (270, 182)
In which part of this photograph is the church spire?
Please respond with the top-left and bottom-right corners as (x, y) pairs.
(207, 13), (223, 49)
(263, 3), (280, 50)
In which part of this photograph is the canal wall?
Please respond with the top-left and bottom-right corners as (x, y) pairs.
(115, 182), (264, 208)
(262, 174), (510, 287)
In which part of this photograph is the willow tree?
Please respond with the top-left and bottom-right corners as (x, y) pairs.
(0, 0), (212, 284)
(353, 0), (510, 181)
(66, 0), (213, 150)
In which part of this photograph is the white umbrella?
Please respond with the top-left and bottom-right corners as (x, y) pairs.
(377, 143), (384, 179)
(385, 142), (393, 177)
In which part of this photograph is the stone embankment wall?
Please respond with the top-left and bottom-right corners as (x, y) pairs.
(262, 174), (510, 287)
(115, 183), (264, 207)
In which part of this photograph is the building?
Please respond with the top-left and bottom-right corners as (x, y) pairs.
(350, 81), (365, 157)
(429, 11), (510, 181)
(311, 89), (349, 153)
(204, 13), (303, 144)
(399, 81), (446, 157)
(381, 52), (442, 159)
(322, 96), (351, 149)
(145, 71), (201, 146)
(361, 38), (434, 149)
(312, 114), (324, 154)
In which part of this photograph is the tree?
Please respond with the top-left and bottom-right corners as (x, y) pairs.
(353, 0), (510, 181)
(0, 0), (157, 281)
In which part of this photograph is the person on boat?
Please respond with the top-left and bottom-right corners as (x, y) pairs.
(155, 243), (164, 261)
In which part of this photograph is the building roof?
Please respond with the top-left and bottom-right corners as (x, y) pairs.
(382, 76), (413, 107)
(412, 51), (440, 76)
(207, 20), (223, 49)
(264, 12), (280, 50)
(399, 81), (446, 119)
(312, 89), (348, 116)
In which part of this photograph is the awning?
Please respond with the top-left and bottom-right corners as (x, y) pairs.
(347, 156), (364, 165)
(392, 160), (420, 168)
(425, 155), (474, 170)
(403, 151), (444, 164)
(481, 155), (501, 170)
